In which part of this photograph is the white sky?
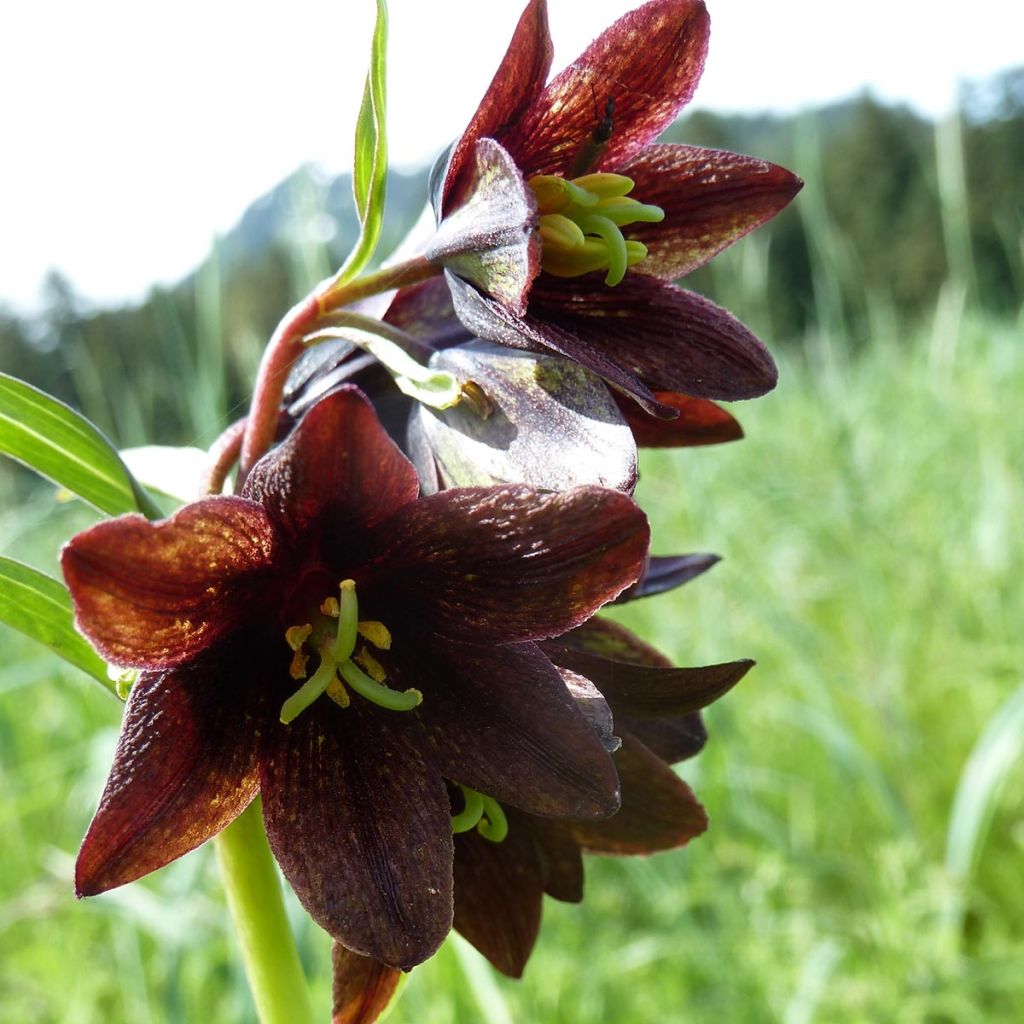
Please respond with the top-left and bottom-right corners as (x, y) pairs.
(1, 0), (1021, 312)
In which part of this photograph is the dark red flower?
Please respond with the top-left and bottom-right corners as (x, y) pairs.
(425, 0), (802, 418)
(61, 386), (651, 970)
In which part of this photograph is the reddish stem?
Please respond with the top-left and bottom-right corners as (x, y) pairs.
(201, 417), (248, 496)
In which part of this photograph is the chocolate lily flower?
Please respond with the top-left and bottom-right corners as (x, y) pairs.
(61, 385), (651, 970)
(425, 0), (802, 416)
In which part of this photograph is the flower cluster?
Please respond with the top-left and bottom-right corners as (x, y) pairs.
(59, 1), (799, 1020)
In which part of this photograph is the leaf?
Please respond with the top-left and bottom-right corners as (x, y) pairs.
(335, 0), (389, 285)
(0, 373), (162, 519)
(0, 557), (114, 695)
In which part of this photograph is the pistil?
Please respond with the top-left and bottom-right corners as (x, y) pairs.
(450, 784), (509, 843)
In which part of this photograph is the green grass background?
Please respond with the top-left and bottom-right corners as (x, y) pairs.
(2, 114), (1023, 1021)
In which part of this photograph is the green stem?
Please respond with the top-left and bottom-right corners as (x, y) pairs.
(214, 799), (315, 1024)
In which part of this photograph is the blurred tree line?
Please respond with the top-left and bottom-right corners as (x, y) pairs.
(1, 72), (1021, 449)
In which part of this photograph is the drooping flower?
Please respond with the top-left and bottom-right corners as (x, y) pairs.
(424, 0), (802, 417)
(61, 385), (651, 970)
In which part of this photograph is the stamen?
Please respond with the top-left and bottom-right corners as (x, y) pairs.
(451, 786), (485, 833)
(353, 646), (387, 683)
(319, 596), (340, 617)
(357, 620), (392, 651)
(478, 796), (509, 843)
(280, 653), (338, 724)
(539, 213), (586, 253)
(326, 678), (351, 708)
(285, 623), (313, 651)
(572, 172), (635, 198)
(334, 579), (359, 662)
(288, 650), (309, 680)
(339, 659), (422, 712)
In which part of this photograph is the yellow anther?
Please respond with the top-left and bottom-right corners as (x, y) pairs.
(357, 620), (392, 651)
(354, 647), (388, 684)
(289, 650), (309, 680)
(539, 213), (586, 253)
(326, 678), (351, 708)
(571, 172), (635, 198)
(319, 596), (340, 617)
(285, 623), (313, 651)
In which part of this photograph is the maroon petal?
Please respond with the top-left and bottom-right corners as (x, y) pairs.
(427, 138), (540, 316)
(529, 274), (779, 403)
(616, 390), (742, 447)
(453, 810), (544, 978)
(615, 552), (721, 603)
(383, 277), (469, 349)
(389, 640), (621, 820)
(259, 700), (452, 970)
(502, 0), (709, 176)
(622, 144), (803, 280)
(364, 484), (648, 644)
(441, 0), (552, 210)
(243, 386), (419, 546)
(570, 733), (707, 853)
(62, 498), (280, 670)
(529, 818), (584, 902)
(331, 945), (402, 1024)
(619, 712), (707, 763)
(76, 649), (266, 896)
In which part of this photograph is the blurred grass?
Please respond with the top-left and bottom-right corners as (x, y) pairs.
(2, 298), (1022, 1022)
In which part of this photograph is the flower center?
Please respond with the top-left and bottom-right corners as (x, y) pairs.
(279, 579), (421, 724)
(451, 784), (508, 843)
(528, 172), (664, 287)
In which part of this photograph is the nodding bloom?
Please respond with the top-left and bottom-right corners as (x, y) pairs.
(423, 0), (802, 419)
(62, 385), (651, 971)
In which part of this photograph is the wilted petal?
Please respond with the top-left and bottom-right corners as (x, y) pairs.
(570, 733), (707, 853)
(622, 144), (803, 279)
(76, 649), (266, 896)
(453, 811), (544, 977)
(616, 391), (743, 448)
(62, 498), (279, 670)
(504, 0), (709, 175)
(412, 341), (637, 492)
(260, 700), (453, 970)
(427, 138), (540, 316)
(620, 712), (707, 763)
(363, 484), (648, 643)
(244, 386), (420, 545)
(390, 640), (621, 820)
(331, 945), (402, 1024)
(440, 0), (552, 209)
(615, 552), (721, 603)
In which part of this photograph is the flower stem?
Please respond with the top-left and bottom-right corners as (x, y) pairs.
(214, 799), (316, 1024)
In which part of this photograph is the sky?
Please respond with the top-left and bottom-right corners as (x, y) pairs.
(1, 0), (1021, 313)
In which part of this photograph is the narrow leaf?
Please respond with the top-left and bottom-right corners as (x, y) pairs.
(0, 557), (114, 694)
(335, 0), (389, 285)
(0, 373), (162, 519)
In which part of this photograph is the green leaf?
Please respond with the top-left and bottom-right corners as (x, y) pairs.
(0, 557), (114, 695)
(334, 0), (389, 285)
(0, 372), (162, 519)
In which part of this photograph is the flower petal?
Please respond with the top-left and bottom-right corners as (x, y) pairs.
(453, 810), (544, 978)
(61, 497), (280, 670)
(570, 733), (707, 853)
(621, 144), (803, 279)
(528, 274), (779, 402)
(502, 0), (709, 176)
(616, 391), (743, 448)
(259, 699), (453, 970)
(619, 712), (707, 763)
(440, 0), (552, 209)
(363, 483), (648, 643)
(75, 648), (266, 896)
(614, 552), (721, 603)
(384, 277), (469, 348)
(331, 945), (402, 1024)
(389, 640), (621, 820)
(243, 386), (419, 546)
(427, 138), (540, 318)
(529, 818), (584, 902)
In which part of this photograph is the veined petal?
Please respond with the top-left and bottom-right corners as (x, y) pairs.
(389, 641), (621, 820)
(61, 497), (280, 670)
(570, 733), (707, 853)
(259, 699), (453, 970)
(440, 0), (553, 210)
(453, 811), (544, 978)
(243, 386), (420, 546)
(618, 712), (707, 763)
(503, 0), (709, 176)
(363, 484), (649, 644)
(616, 391), (743, 448)
(75, 651), (266, 896)
(615, 552), (721, 603)
(331, 945), (402, 1024)
(620, 144), (803, 279)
